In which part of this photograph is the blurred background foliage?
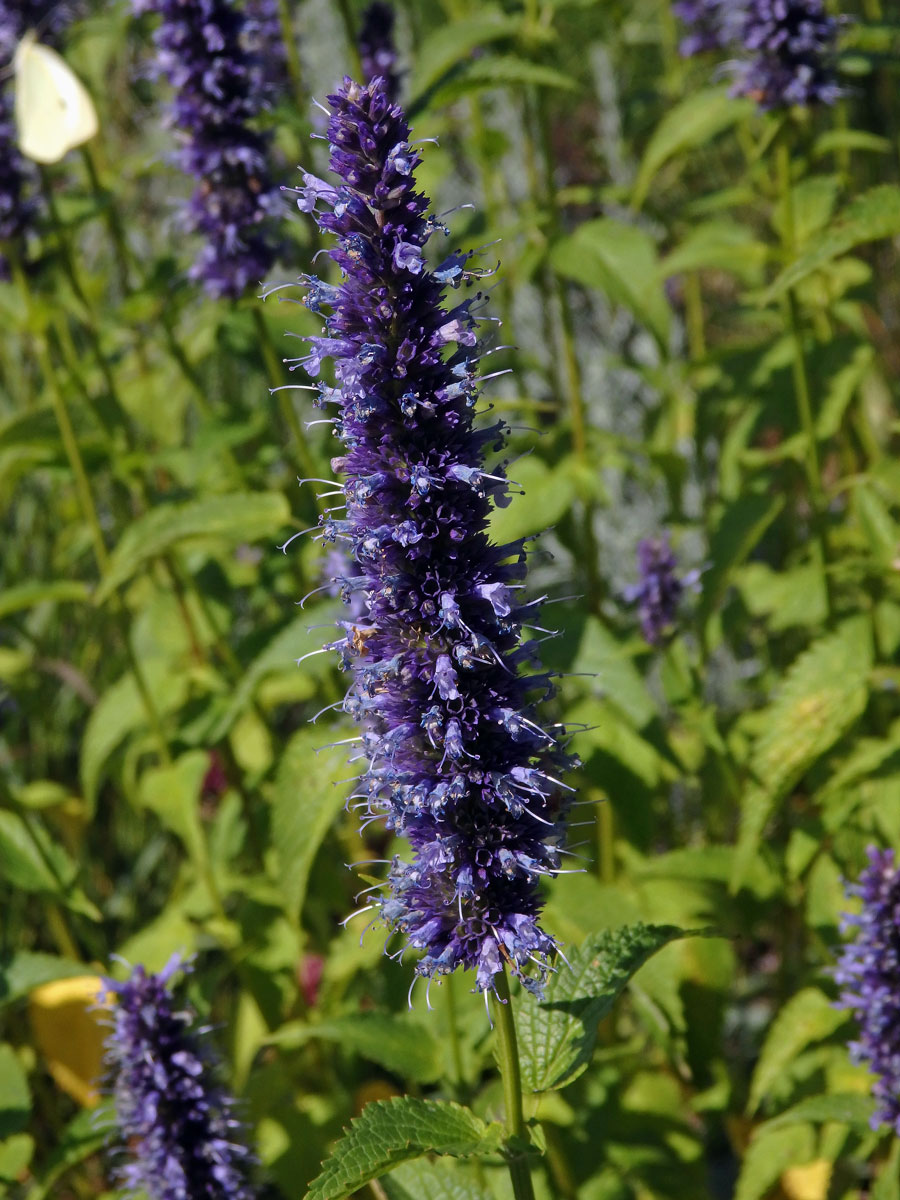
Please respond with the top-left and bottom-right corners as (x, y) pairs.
(2, 0), (900, 1197)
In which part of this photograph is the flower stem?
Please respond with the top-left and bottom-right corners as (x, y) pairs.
(775, 138), (833, 618)
(491, 967), (536, 1200)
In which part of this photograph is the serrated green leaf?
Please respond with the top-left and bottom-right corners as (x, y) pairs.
(747, 988), (848, 1114)
(381, 1159), (495, 1200)
(760, 1093), (877, 1134)
(733, 618), (873, 891)
(765, 185), (900, 302)
(271, 725), (354, 922)
(0, 581), (90, 619)
(137, 752), (207, 860)
(633, 88), (755, 208)
(570, 618), (656, 728)
(0, 952), (88, 1008)
(96, 492), (290, 602)
(270, 1012), (442, 1083)
(517, 924), (691, 1092)
(735, 1124), (816, 1200)
(551, 219), (670, 346)
(304, 1099), (504, 1200)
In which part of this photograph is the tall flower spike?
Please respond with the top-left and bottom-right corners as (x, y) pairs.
(133, 0), (280, 298)
(358, 2), (400, 103)
(292, 76), (574, 996)
(834, 846), (900, 1136)
(624, 535), (696, 646)
(672, 0), (736, 57)
(102, 956), (256, 1200)
(733, 0), (841, 110)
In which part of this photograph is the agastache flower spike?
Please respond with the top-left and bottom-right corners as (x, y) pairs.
(834, 846), (900, 1135)
(624, 535), (697, 646)
(292, 76), (574, 996)
(734, 0), (841, 110)
(358, 2), (401, 103)
(672, 0), (735, 57)
(133, 0), (280, 298)
(102, 955), (256, 1200)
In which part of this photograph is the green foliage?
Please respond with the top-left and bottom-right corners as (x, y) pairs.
(5, 1), (900, 1198)
(303, 1099), (504, 1200)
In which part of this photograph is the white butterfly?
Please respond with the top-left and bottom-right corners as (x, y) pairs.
(14, 31), (99, 164)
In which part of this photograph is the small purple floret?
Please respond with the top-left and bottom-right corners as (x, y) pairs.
(102, 956), (256, 1200)
(292, 77), (574, 995)
(673, 0), (734, 56)
(133, 0), (280, 297)
(625, 535), (695, 646)
(834, 847), (900, 1136)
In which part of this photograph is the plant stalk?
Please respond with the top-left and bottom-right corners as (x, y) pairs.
(491, 967), (536, 1200)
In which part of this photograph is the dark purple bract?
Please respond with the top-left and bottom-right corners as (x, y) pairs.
(292, 76), (574, 996)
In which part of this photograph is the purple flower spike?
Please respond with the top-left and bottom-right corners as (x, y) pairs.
(133, 0), (280, 298)
(292, 77), (574, 996)
(625, 535), (696, 646)
(734, 0), (841, 110)
(673, 0), (735, 57)
(359, 2), (400, 102)
(835, 847), (900, 1136)
(102, 956), (256, 1200)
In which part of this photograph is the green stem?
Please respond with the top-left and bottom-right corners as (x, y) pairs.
(444, 973), (466, 1098)
(775, 139), (833, 617)
(252, 305), (323, 494)
(491, 968), (536, 1200)
(684, 272), (706, 361)
(595, 792), (615, 882)
(334, 0), (363, 79)
(275, 0), (307, 112)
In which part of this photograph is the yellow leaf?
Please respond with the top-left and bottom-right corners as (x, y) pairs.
(28, 976), (107, 1107)
(781, 1159), (832, 1200)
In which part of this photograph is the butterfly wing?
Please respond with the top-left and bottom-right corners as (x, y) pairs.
(14, 35), (98, 164)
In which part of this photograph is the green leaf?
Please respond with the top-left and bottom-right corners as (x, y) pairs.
(206, 604), (343, 741)
(80, 664), (190, 809)
(0, 952), (88, 1008)
(733, 617), (873, 890)
(517, 924), (692, 1092)
(96, 492), (290, 602)
(633, 88), (755, 208)
(22, 1108), (109, 1200)
(700, 493), (784, 627)
(381, 1159), (495, 1200)
(871, 1140), (900, 1200)
(271, 725), (355, 923)
(735, 1124), (816, 1200)
(854, 483), (900, 568)
(488, 456), (576, 545)
(0, 811), (99, 920)
(747, 988), (848, 1114)
(270, 1012), (443, 1083)
(0, 581), (90, 619)
(760, 1093), (877, 1134)
(660, 220), (767, 284)
(137, 752), (207, 860)
(0, 1133), (33, 1183)
(570, 617), (656, 728)
(409, 9), (521, 102)
(551, 219), (670, 346)
(304, 1099), (504, 1200)
(430, 55), (576, 105)
(0, 1045), (29, 1138)
(765, 185), (900, 302)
